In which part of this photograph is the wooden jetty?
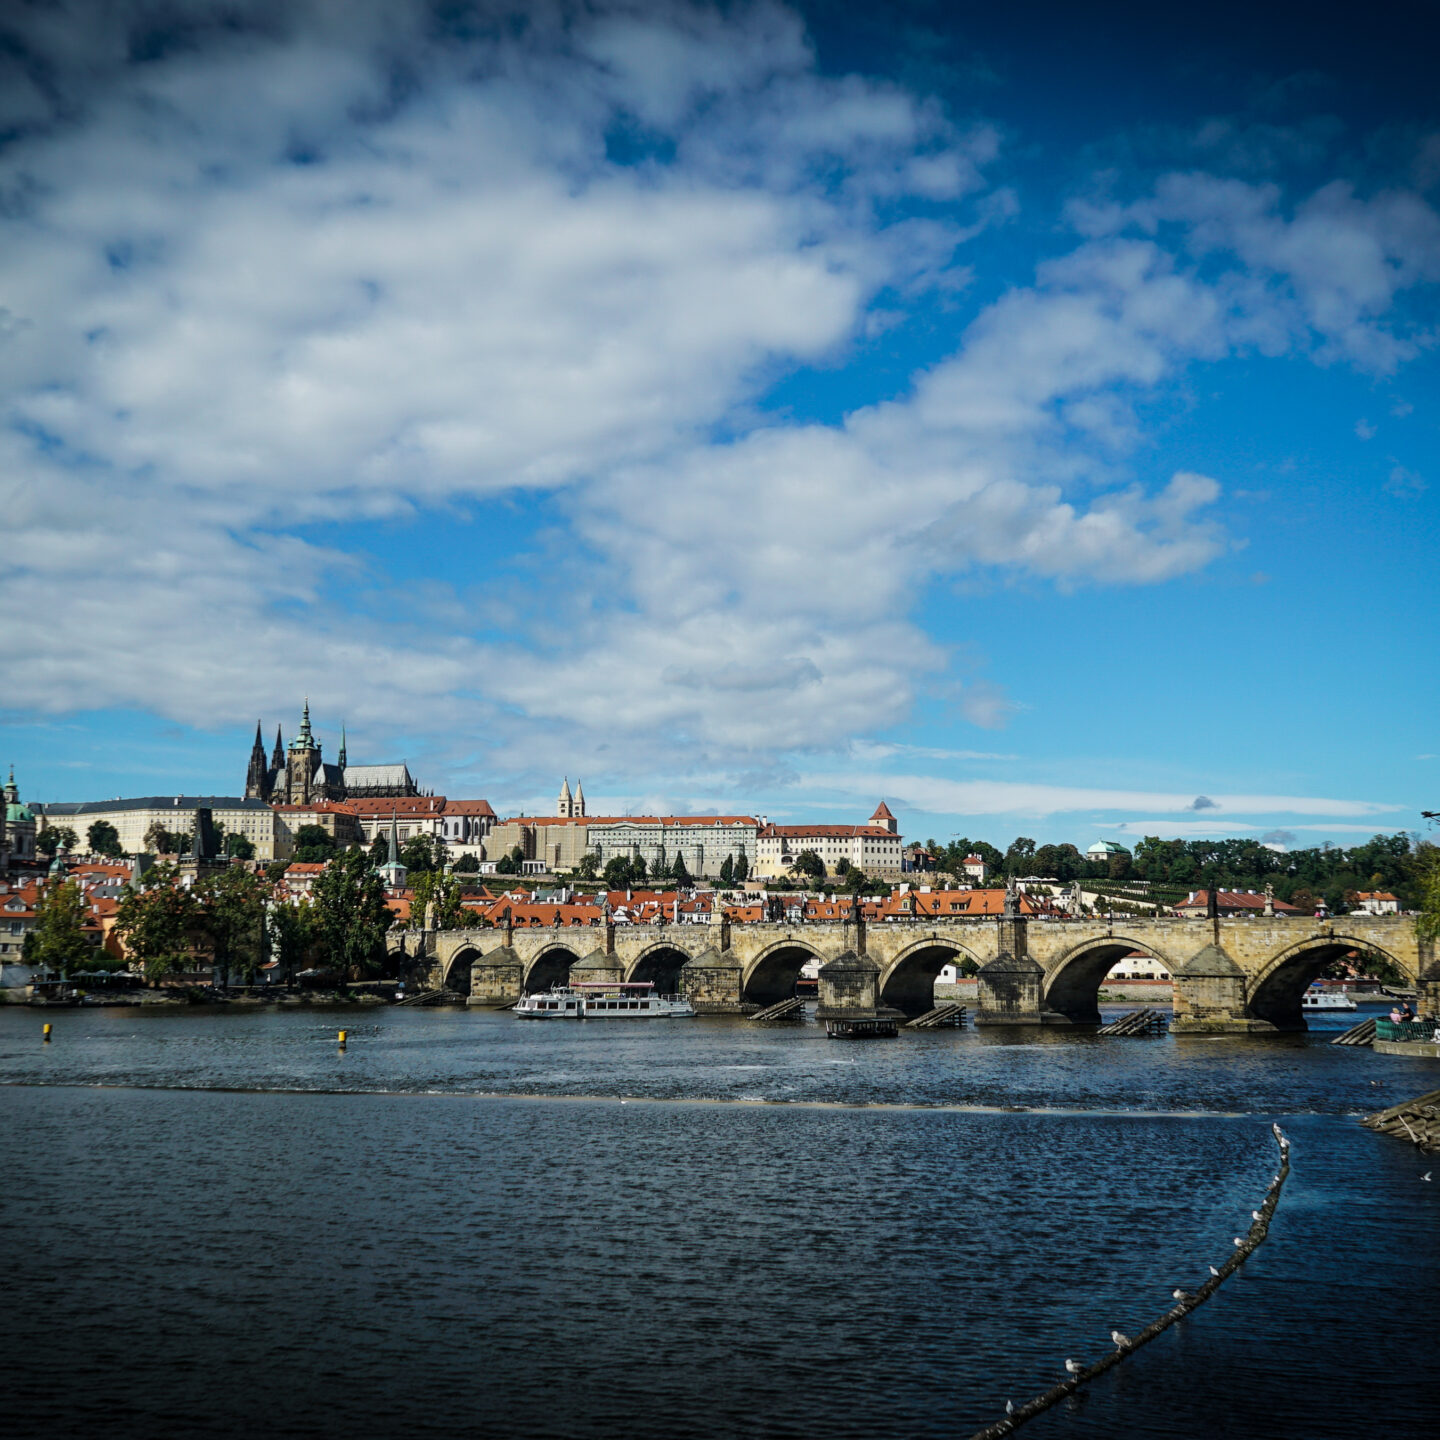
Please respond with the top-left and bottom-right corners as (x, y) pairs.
(1360, 1087), (1440, 1153)
(906, 1002), (968, 1029)
(1095, 1007), (1169, 1037)
(749, 996), (808, 1022)
(1331, 1015), (1376, 1047)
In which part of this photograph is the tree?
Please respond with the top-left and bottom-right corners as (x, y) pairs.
(115, 865), (203, 981)
(410, 869), (465, 930)
(143, 821), (190, 856)
(86, 820), (125, 858)
(792, 850), (825, 880)
(1107, 851), (1132, 882)
(834, 857), (851, 877)
(400, 833), (447, 874)
(602, 855), (632, 888)
(453, 853), (480, 874)
(293, 824), (337, 863)
(265, 859), (291, 883)
(670, 851), (692, 888)
(1004, 837), (1036, 876)
(1414, 843), (1440, 944)
(846, 866), (868, 893)
(631, 853), (649, 884)
(718, 854), (734, 886)
(224, 831), (256, 860)
(734, 852), (749, 883)
(576, 851), (601, 881)
(37, 825), (79, 858)
(196, 867), (269, 985)
(310, 848), (393, 978)
(269, 899), (316, 983)
(24, 879), (94, 976)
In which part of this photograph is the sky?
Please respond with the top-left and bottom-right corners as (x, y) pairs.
(2, 0), (1438, 852)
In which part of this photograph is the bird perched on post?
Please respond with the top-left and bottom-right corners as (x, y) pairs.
(1252, 1210), (1262, 1220)
(1064, 1359), (1083, 1377)
(1172, 1289), (1193, 1302)
(1208, 1265), (1220, 1277)
(1110, 1329), (1132, 1349)
(1005, 1400), (1014, 1415)
(1233, 1237), (1244, 1247)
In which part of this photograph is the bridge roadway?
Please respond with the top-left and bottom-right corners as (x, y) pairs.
(389, 909), (1435, 1033)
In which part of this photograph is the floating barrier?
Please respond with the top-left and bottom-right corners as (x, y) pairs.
(967, 1126), (1292, 1440)
(1096, 1008), (1169, 1037)
(906, 1002), (967, 1029)
(1331, 1016), (1377, 1047)
(1360, 1087), (1440, 1153)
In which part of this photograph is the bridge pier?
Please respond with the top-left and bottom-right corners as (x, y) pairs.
(467, 945), (523, 1006)
(1170, 942), (1276, 1034)
(679, 944), (747, 1013)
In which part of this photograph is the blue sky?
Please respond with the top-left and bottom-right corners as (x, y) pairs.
(2, 0), (1437, 852)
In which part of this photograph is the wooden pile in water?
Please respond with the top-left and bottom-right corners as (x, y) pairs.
(1331, 1016), (1376, 1047)
(1096, 1007), (1169, 1036)
(1360, 1088), (1440, 1152)
(906, 1002), (968, 1029)
(749, 995), (808, 1022)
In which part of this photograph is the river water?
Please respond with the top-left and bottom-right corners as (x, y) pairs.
(1, 1002), (1436, 1439)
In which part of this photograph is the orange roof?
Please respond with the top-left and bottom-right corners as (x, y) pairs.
(1175, 890), (1302, 913)
(445, 799), (496, 816)
(870, 801), (895, 820)
(759, 824), (895, 838)
(272, 802), (354, 814)
(1357, 891), (1398, 902)
(876, 888), (1057, 918)
(335, 796), (447, 816)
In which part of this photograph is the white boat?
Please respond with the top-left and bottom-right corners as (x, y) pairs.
(513, 981), (696, 1019)
(1301, 988), (1357, 1012)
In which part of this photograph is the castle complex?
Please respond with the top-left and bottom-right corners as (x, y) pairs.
(244, 702), (421, 805)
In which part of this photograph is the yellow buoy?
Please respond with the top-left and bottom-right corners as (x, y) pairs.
(43, 1023), (52, 1042)
(338, 1029), (347, 1049)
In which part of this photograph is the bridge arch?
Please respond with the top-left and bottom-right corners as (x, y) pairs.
(1246, 933), (1414, 1031)
(742, 939), (825, 1008)
(1043, 937), (1179, 1025)
(524, 944), (581, 994)
(626, 942), (693, 995)
(441, 945), (481, 994)
(879, 938), (986, 1018)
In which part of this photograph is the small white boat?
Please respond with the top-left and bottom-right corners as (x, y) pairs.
(513, 981), (695, 1019)
(1301, 988), (1357, 1012)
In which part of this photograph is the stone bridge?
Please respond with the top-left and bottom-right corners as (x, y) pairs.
(389, 909), (1434, 1033)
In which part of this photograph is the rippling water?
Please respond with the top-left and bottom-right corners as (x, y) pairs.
(1, 1004), (1436, 1439)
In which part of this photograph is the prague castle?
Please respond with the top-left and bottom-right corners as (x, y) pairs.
(245, 702), (421, 805)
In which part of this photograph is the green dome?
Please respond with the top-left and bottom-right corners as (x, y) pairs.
(5, 801), (32, 823)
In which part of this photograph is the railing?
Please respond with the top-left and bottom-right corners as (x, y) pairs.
(1375, 1019), (1440, 1043)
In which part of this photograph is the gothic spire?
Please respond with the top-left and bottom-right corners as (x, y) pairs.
(338, 724), (347, 770)
(271, 725), (285, 768)
(388, 813), (399, 866)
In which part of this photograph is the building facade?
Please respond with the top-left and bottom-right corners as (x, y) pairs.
(753, 802), (904, 878)
(2, 768), (38, 868)
(487, 811), (760, 878)
(36, 796), (282, 861)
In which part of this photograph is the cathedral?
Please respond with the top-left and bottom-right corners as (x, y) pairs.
(245, 703), (421, 805)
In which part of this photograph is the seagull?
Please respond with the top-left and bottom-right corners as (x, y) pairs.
(1006, 1400), (1015, 1415)
(1172, 1289), (1193, 1302)
(1252, 1210), (1262, 1220)
(1424, 1172), (1433, 1182)
(1110, 1329), (1132, 1348)
(1065, 1359), (1083, 1377)
(1233, 1237), (1244, 1247)
(1271, 1122), (1283, 1138)
(1209, 1266), (1220, 1277)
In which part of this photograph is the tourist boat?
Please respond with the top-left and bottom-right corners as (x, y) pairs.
(1301, 987), (1357, 1012)
(513, 981), (695, 1019)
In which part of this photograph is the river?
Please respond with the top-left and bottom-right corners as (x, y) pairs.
(0, 1001), (1435, 1439)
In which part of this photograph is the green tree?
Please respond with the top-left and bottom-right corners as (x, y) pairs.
(1107, 851), (1132, 882)
(670, 851), (692, 888)
(734, 852), (749, 883)
(265, 859), (292, 883)
(718, 854), (734, 886)
(792, 850), (825, 880)
(602, 855), (632, 888)
(143, 821), (190, 856)
(293, 824), (337, 863)
(410, 869), (465, 930)
(400, 833), (447, 874)
(453, 853), (480, 874)
(495, 852), (517, 876)
(1414, 843), (1440, 944)
(224, 831), (256, 860)
(24, 879), (94, 976)
(115, 864), (202, 981)
(86, 820), (125, 858)
(196, 866), (269, 985)
(575, 851), (601, 880)
(269, 899), (316, 982)
(1004, 837), (1036, 876)
(310, 848), (393, 978)
(37, 825), (79, 859)
(846, 866), (868, 893)
(834, 857), (851, 877)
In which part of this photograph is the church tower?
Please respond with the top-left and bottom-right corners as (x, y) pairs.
(558, 777), (573, 818)
(287, 701), (322, 804)
(574, 781), (586, 817)
(245, 721), (270, 801)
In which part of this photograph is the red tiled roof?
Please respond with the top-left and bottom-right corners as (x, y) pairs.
(335, 797), (447, 816)
(870, 801), (895, 820)
(759, 824), (896, 838)
(503, 815), (758, 828)
(445, 799), (497, 817)
(1174, 890), (1302, 914)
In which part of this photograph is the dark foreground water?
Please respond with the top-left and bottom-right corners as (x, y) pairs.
(1, 1003), (1436, 1440)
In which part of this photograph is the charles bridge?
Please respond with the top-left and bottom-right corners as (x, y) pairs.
(389, 902), (1436, 1033)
